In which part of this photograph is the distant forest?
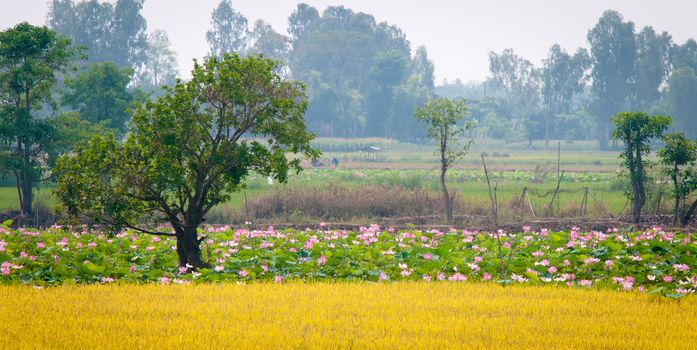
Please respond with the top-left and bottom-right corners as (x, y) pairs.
(45, 0), (697, 147)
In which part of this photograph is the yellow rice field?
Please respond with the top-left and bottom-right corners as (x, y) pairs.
(1, 283), (695, 349)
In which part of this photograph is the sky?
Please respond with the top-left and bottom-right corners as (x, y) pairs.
(1, 0), (696, 83)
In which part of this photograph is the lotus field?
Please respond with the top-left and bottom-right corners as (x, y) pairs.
(0, 224), (695, 296)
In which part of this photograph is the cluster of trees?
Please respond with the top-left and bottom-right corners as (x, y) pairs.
(612, 112), (697, 226)
(48, 0), (178, 94)
(204, 1), (434, 140)
(1, 0), (181, 217)
(0, 22), (318, 268)
(440, 10), (697, 148)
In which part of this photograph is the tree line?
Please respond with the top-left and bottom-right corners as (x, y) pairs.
(32, 2), (697, 146)
(442, 10), (697, 148)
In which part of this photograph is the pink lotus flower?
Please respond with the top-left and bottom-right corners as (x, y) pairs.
(563, 259), (571, 266)
(422, 253), (432, 260)
(448, 272), (467, 282)
(274, 275), (284, 283)
(579, 279), (592, 287)
(317, 255), (327, 266)
(159, 276), (170, 284)
(605, 260), (614, 269)
(482, 272), (492, 281)
(422, 274), (432, 282)
(88, 242), (97, 248)
(214, 265), (224, 272)
(548, 266), (558, 274)
(1, 267), (9, 276)
(238, 269), (248, 278)
(129, 265), (137, 273)
(437, 272), (446, 281)
(663, 275), (673, 283)
(261, 264), (268, 272)
(379, 272), (389, 281)
(673, 264), (689, 272)
(583, 257), (600, 265)
(36, 242), (45, 249)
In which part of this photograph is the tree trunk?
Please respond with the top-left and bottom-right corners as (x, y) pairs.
(175, 225), (210, 269)
(440, 163), (452, 224)
(20, 178), (32, 216)
(631, 166), (645, 224)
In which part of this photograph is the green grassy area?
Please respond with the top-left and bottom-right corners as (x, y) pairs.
(0, 187), (55, 212)
(311, 138), (625, 171)
(0, 167), (630, 218)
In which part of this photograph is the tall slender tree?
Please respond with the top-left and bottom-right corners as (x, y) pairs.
(587, 10), (636, 148)
(0, 23), (77, 216)
(611, 112), (670, 223)
(414, 98), (473, 224)
(540, 45), (590, 146)
(206, 0), (249, 58)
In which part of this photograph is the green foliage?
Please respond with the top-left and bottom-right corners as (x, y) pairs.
(0, 226), (694, 299)
(47, 0), (148, 68)
(414, 98), (473, 163)
(56, 53), (319, 266)
(658, 133), (697, 224)
(206, 0), (249, 58)
(137, 29), (178, 95)
(588, 10), (637, 148)
(0, 22), (79, 215)
(62, 62), (135, 134)
(663, 67), (697, 139)
(288, 4), (428, 140)
(611, 111), (670, 222)
(414, 97), (473, 223)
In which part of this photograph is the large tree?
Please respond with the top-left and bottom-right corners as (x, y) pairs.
(414, 97), (472, 224)
(137, 29), (178, 94)
(47, 0), (148, 68)
(206, 0), (249, 58)
(62, 62), (135, 134)
(540, 44), (590, 146)
(664, 67), (697, 139)
(631, 26), (672, 111)
(288, 5), (415, 138)
(658, 133), (697, 225)
(249, 20), (289, 64)
(587, 10), (636, 148)
(0, 23), (77, 216)
(611, 111), (670, 223)
(488, 48), (541, 132)
(412, 46), (435, 90)
(55, 53), (319, 269)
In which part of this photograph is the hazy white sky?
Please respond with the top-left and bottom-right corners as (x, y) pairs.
(1, 0), (696, 83)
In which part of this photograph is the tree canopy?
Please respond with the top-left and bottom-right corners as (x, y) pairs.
(0, 22), (78, 216)
(55, 53), (319, 268)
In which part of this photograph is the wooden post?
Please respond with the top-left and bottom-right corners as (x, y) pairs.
(482, 155), (498, 226)
(546, 170), (565, 217)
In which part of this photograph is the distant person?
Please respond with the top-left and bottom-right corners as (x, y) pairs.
(332, 156), (339, 167)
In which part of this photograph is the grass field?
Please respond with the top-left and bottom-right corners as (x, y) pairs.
(1, 283), (695, 349)
(0, 168), (637, 219)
